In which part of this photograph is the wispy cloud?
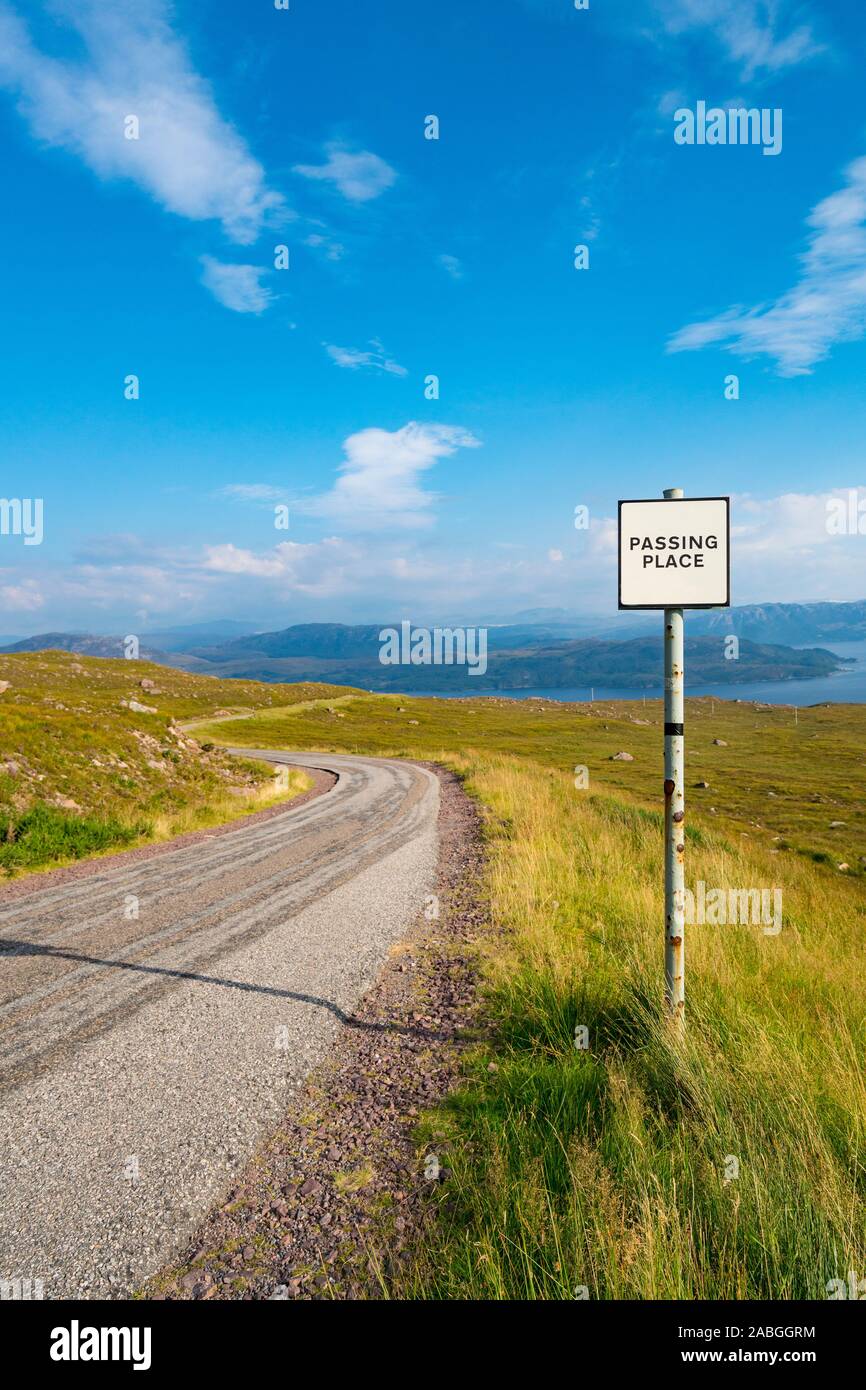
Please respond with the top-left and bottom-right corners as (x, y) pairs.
(5, 485), (865, 632)
(437, 254), (464, 280)
(200, 257), (273, 313)
(324, 339), (408, 376)
(180, 488), (866, 613)
(219, 484), (287, 504)
(727, 488), (866, 597)
(299, 421), (480, 530)
(304, 232), (345, 261)
(669, 157), (866, 376)
(294, 143), (397, 203)
(655, 0), (822, 78)
(0, 0), (285, 243)
(578, 193), (601, 243)
(0, 578), (44, 612)
(199, 535), (469, 604)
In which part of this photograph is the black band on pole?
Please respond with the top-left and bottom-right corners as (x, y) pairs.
(664, 722), (684, 736)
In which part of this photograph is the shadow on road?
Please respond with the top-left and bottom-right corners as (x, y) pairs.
(1, 939), (455, 1043)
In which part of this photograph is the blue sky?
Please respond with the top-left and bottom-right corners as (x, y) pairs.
(1, 0), (865, 634)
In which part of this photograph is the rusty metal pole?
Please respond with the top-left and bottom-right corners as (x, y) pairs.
(663, 486), (686, 1032)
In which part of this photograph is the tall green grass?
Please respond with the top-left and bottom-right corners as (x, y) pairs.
(407, 756), (866, 1300)
(0, 804), (147, 871)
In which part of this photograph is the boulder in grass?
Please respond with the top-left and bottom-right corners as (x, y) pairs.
(610, 751), (634, 762)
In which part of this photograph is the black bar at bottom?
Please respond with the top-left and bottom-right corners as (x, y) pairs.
(6, 1297), (853, 1374)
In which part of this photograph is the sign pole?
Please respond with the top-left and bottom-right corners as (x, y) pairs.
(618, 486), (729, 1032)
(663, 486), (686, 1032)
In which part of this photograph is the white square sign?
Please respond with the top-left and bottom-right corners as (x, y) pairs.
(618, 496), (730, 609)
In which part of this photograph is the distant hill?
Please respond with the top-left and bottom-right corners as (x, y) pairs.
(467, 636), (843, 693)
(191, 623), (386, 662)
(688, 600), (866, 645)
(0, 612), (854, 693)
(0, 632), (211, 670)
(0, 632), (163, 660)
(140, 620), (264, 652)
(486, 601), (866, 645)
(171, 628), (845, 691)
(190, 620), (600, 662)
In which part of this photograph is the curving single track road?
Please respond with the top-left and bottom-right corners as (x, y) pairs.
(0, 751), (439, 1299)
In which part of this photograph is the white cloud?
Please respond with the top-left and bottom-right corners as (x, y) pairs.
(199, 531), (605, 610)
(657, 88), (686, 117)
(305, 232), (345, 261)
(324, 339), (408, 376)
(656, 0), (821, 78)
(0, 0), (285, 244)
(437, 254), (464, 280)
(219, 484), (286, 503)
(4, 487), (865, 631)
(548, 549), (564, 563)
(202, 536), (429, 601)
(669, 158), (866, 376)
(0, 579), (44, 611)
(300, 421), (480, 530)
(200, 257), (273, 313)
(294, 144), (396, 203)
(727, 488), (866, 598)
(734, 488), (857, 544)
(203, 544), (290, 579)
(34, 552), (209, 618)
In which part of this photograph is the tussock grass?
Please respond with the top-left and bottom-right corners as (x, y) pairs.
(0, 768), (311, 877)
(0, 804), (146, 871)
(407, 756), (866, 1300)
(144, 767), (311, 843)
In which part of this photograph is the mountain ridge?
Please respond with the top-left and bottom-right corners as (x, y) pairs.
(0, 625), (848, 692)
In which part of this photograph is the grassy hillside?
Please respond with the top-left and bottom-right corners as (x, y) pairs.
(191, 691), (866, 872)
(0, 650), (356, 877)
(193, 690), (866, 1299)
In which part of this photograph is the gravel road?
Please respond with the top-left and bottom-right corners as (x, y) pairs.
(0, 751), (439, 1299)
